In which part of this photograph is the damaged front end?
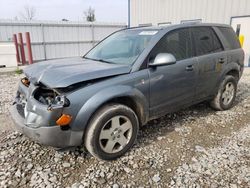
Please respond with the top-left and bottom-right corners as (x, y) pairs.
(10, 76), (83, 148)
(14, 77), (66, 128)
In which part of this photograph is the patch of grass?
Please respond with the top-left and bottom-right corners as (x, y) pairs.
(15, 68), (23, 75)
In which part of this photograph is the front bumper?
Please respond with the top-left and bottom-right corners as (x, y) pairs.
(10, 104), (83, 148)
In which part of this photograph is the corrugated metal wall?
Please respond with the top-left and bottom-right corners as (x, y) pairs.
(130, 0), (250, 26)
(0, 20), (126, 61)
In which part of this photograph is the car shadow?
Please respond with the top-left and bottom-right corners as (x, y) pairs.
(136, 101), (215, 147)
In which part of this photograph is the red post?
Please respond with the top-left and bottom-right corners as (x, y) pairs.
(13, 34), (20, 65)
(18, 33), (26, 65)
(25, 32), (33, 64)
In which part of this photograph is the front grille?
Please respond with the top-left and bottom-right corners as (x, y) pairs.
(16, 104), (25, 118)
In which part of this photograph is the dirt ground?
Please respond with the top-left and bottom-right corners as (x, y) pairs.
(0, 69), (250, 188)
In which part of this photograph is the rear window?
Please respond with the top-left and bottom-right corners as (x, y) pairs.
(192, 27), (223, 56)
(217, 27), (241, 49)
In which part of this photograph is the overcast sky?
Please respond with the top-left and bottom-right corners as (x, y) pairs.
(0, 0), (128, 23)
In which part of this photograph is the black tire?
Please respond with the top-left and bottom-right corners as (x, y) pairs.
(210, 75), (237, 111)
(84, 103), (139, 160)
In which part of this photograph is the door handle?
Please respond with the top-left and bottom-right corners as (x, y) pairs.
(186, 65), (194, 71)
(218, 58), (225, 64)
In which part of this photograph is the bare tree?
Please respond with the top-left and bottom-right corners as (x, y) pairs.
(19, 5), (36, 21)
(84, 7), (96, 22)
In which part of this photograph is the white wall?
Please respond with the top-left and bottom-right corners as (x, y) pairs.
(130, 0), (250, 26)
(0, 42), (17, 67)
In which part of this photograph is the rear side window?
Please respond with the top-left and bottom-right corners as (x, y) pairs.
(150, 28), (192, 61)
(192, 27), (223, 56)
(217, 27), (241, 49)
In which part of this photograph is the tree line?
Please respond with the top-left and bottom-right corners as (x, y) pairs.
(16, 5), (96, 22)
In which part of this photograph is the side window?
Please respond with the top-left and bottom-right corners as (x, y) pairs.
(192, 27), (223, 56)
(150, 28), (192, 61)
(217, 27), (241, 49)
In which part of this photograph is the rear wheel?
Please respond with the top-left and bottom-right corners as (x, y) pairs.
(84, 103), (139, 160)
(210, 75), (237, 110)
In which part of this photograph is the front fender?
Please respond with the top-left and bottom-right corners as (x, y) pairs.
(71, 85), (149, 131)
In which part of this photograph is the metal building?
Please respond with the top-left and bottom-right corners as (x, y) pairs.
(130, 0), (250, 26)
(129, 0), (250, 66)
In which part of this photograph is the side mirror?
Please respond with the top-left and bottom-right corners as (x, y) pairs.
(149, 53), (176, 67)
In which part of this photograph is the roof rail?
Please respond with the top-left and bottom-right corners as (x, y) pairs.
(180, 19), (202, 24)
(127, 25), (152, 29)
(138, 23), (153, 27)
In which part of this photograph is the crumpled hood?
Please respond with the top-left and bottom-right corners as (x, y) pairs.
(24, 57), (131, 88)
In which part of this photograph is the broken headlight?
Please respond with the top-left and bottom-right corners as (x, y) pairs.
(21, 77), (30, 87)
(34, 87), (70, 111)
(47, 95), (70, 111)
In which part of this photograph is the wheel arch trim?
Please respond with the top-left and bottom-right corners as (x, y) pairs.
(71, 85), (149, 131)
(215, 63), (240, 92)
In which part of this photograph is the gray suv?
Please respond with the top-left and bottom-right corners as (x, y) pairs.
(10, 23), (244, 160)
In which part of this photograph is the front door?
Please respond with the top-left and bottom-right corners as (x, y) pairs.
(148, 28), (198, 118)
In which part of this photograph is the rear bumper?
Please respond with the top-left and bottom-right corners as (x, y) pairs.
(10, 105), (83, 148)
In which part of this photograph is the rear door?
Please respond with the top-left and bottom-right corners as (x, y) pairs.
(149, 28), (198, 117)
(191, 27), (226, 100)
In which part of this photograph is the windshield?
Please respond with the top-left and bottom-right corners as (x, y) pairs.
(84, 30), (157, 65)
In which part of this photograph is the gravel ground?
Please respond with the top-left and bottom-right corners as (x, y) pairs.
(0, 69), (250, 188)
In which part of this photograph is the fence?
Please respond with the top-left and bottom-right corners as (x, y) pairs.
(0, 20), (126, 62)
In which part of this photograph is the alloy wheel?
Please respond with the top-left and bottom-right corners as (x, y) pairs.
(221, 82), (235, 106)
(99, 115), (133, 153)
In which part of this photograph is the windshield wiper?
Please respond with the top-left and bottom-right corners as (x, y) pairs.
(82, 56), (93, 61)
(83, 56), (115, 64)
(97, 59), (115, 64)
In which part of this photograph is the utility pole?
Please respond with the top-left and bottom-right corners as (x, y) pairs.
(128, 0), (130, 28)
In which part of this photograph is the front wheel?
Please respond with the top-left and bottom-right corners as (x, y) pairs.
(210, 75), (237, 111)
(84, 103), (139, 160)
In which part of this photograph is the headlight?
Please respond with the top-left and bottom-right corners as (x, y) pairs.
(21, 77), (30, 87)
(47, 95), (70, 111)
(33, 87), (70, 111)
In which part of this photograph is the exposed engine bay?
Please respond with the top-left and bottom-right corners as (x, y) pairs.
(34, 87), (58, 105)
